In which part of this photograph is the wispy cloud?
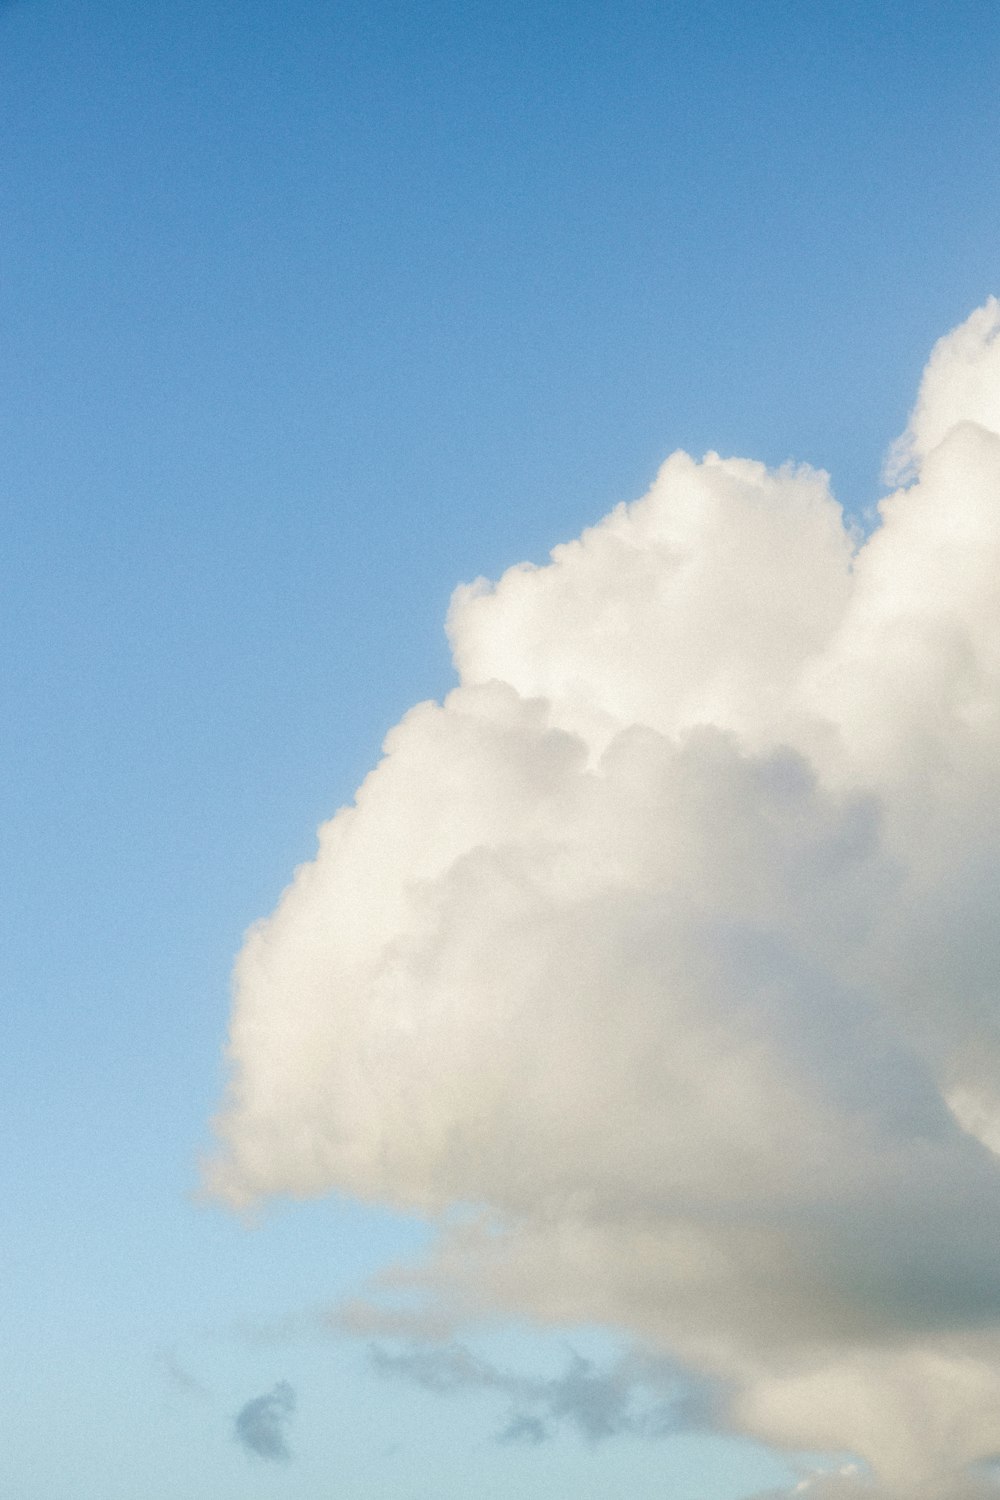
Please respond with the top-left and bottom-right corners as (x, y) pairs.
(748, 1461), (1000, 1500)
(498, 1412), (548, 1445)
(234, 1381), (296, 1462)
(368, 1340), (685, 1444)
(154, 1346), (208, 1399)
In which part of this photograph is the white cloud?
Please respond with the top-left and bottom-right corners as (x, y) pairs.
(207, 301), (1000, 1495)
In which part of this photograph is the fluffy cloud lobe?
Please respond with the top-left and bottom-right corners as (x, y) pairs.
(210, 301), (1000, 1497)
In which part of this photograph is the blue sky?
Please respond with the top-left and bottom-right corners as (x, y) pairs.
(3, 3), (1000, 1497)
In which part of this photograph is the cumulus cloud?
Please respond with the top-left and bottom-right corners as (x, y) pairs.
(234, 1381), (295, 1462)
(208, 299), (1000, 1495)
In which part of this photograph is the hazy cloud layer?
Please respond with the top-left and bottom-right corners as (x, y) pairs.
(210, 300), (1000, 1495)
(234, 1381), (295, 1462)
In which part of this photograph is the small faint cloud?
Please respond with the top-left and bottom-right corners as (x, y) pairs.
(498, 1412), (549, 1444)
(155, 1346), (208, 1398)
(234, 1380), (296, 1462)
(331, 1296), (458, 1342)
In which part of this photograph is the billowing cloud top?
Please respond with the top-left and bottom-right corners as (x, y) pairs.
(208, 300), (1000, 1498)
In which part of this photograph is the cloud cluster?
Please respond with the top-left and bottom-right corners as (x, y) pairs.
(209, 300), (1000, 1497)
